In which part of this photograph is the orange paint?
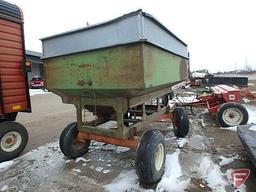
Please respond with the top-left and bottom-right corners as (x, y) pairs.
(77, 132), (139, 149)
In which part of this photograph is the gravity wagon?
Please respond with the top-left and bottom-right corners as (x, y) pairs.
(41, 10), (190, 183)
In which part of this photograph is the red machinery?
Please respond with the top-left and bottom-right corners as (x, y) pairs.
(0, 0), (31, 162)
(182, 85), (248, 127)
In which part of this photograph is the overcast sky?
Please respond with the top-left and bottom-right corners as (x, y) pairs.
(7, 0), (256, 72)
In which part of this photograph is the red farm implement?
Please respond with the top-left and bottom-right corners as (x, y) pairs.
(0, 0), (31, 162)
(180, 85), (249, 127)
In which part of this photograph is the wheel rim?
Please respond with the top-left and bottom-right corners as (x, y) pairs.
(1, 131), (22, 152)
(222, 108), (243, 126)
(155, 143), (164, 171)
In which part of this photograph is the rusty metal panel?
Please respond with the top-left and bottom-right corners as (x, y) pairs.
(142, 43), (187, 88)
(44, 43), (145, 98)
(44, 42), (188, 99)
(41, 10), (188, 59)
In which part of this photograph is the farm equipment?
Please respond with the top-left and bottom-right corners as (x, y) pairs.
(0, 0), (31, 162)
(179, 84), (248, 127)
(237, 124), (256, 169)
(42, 10), (190, 183)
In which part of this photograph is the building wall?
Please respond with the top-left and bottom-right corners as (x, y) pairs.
(25, 52), (43, 81)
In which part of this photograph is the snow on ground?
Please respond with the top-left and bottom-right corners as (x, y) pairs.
(170, 95), (199, 104)
(0, 185), (8, 191)
(177, 138), (188, 148)
(29, 89), (49, 96)
(0, 160), (15, 172)
(249, 125), (256, 131)
(198, 156), (228, 192)
(218, 154), (240, 166)
(242, 98), (251, 103)
(104, 170), (152, 192)
(220, 126), (237, 132)
(156, 150), (190, 192)
(245, 104), (256, 124)
(105, 150), (190, 192)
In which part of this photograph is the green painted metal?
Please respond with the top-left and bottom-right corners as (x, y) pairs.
(143, 44), (184, 88)
(44, 42), (187, 99)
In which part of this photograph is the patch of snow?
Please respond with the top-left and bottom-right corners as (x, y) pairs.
(95, 167), (104, 172)
(170, 95), (199, 104)
(177, 138), (188, 148)
(156, 150), (190, 192)
(93, 142), (117, 151)
(245, 105), (256, 124)
(82, 163), (87, 167)
(89, 165), (95, 170)
(0, 160), (14, 172)
(201, 119), (206, 127)
(0, 185), (8, 191)
(65, 160), (71, 163)
(242, 98), (250, 103)
(72, 168), (81, 173)
(103, 169), (111, 174)
(199, 156), (228, 191)
(104, 170), (153, 192)
(249, 125), (256, 131)
(75, 157), (87, 163)
(220, 126), (237, 132)
(219, 154), (240, 166)
(29, 89), (49, 96)
(116, 146), (130, 153)
(107, 164), (111, 167)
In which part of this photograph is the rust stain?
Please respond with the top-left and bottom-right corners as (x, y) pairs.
(180, 59), (189, 80)
(143, 44), (153, 79)
(79, 63), (92, 68)
(77, 80), (92, 86)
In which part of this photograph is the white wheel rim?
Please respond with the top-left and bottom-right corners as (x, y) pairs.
(222, 108), (243, 126)
(0, 131), (22, 152)
(155, 143), (164, 171)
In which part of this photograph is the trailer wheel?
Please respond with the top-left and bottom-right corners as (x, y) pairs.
(59, 122), (91, 159)
(217, 103), (248, 127)
(135, 129), (166, 184)
(173, 107), (189, 137)
(0, 122), (28, 162)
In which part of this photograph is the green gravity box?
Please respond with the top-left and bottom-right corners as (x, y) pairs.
(41, 10), (189, 99)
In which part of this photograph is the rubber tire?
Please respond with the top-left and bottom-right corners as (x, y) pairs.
(162, 92), (174, 106)
(217, 102), (249, 127)
(59, 122), (91, 159)
(135, 129), (166, 184)
(173, 107), (190, 137)
(0, 122), (28, 163)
